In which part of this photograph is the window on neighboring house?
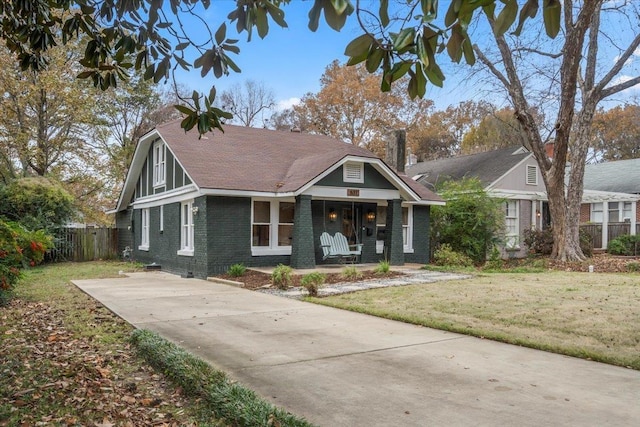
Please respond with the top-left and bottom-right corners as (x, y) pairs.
(623, 202), (633, 222)
(252, 200), (295, 254)
(139, 208), (149, 250)
(526, 165), (538, 185)
(591, 202), (603, 223)
(375, 205), (386, 254)
(159, 205), (164, 232)
(178, 200), (194, 256)
(608, 202), (620, 223)
(343, 162), (364, 183)
(505, 200), (519, 248)
(153, 141), (166, 187)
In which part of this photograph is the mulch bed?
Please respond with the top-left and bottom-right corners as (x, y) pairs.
(215, 269), (405, 290)
(544, 253), (640, 273)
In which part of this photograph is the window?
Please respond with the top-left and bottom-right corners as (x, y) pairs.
(505, 200), (519, 248)
(343, 162), (364, 183)
(252, 200), (295, 255)
(402, 206), (413, 252)
(178, 200), (194, 256)
(153, 141), (166, 187)
(526, 165), (538, 185)
(608, 202), (620, 223)
(591, 203), (603, 223)
(375, 205), (413, 253)
(623, 202), (633, 222)
(139, 208), (149, 251)
(159, 205), (164, 232)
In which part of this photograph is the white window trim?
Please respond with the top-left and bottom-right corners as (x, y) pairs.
(251, 199), (294, 256)
(526, 165), (538, 186)
(343, 162), (364, 184)
(178, 200), (194, 256)
(138, 208), (150, 251)
(374, 203), (414, 254)
(153, 140), (166, 188)
(505, 200), (520, 249)
(403, 205), (414, 253)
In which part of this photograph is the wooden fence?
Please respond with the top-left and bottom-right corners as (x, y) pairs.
(49, 227), (119, 262)
(580, 223), (636, 250)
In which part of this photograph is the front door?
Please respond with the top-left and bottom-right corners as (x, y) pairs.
(341, 205), (362, 245)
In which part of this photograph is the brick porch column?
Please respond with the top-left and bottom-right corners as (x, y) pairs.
(384, 199), (405, 265)
(291, 194), (316, 268)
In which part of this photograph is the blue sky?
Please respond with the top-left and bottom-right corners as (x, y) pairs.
(174, 1), (474, 111)
(173, 2), (639, 115)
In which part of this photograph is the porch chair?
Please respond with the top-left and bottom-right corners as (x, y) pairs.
(320, 232), (362, 262)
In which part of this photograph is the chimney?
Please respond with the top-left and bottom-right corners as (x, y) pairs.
(385, 129), (406, 173)
(545, 141), (555, 159)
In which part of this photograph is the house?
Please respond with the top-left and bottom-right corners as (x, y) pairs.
(111, 120), (443, 278)
(580, 159), (640, 249)
(407, 146), (548, 258)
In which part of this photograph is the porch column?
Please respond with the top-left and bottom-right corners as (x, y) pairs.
(291, 194), (315, 269)
(384, 199), (404, 265)
(602, 201), (609, 250)
(631, 201), (637, 236)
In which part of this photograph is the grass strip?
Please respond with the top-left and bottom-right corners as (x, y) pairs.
(130, 329), (315, 427)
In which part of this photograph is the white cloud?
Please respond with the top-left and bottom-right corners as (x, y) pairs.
(276, 97), (301, 111)
(611, 75), (640, 92)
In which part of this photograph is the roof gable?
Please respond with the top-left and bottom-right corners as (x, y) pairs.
(407, 146), (532, 189)
(114, 120), (442, 211)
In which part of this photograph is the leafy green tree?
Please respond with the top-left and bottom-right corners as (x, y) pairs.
(0, 177), (75, 232)
(431, 178), (504, 264)
(3, 1), (640, 262)
(590, 104), (640, 162)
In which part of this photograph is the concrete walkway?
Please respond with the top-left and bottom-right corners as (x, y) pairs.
(73, 272), (640, 427)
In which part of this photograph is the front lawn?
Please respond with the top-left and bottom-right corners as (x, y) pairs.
(311, 271), (640, 369)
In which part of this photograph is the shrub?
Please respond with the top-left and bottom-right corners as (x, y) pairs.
(430, 178), (504, 264)
(0, 177), (75, 232)
(341, 266), (363, 281)
(374, 260), (391, 274)
(523, 228), (554, 255)
(524, 227), (593, 257)
(300, 272), (326, 296)
(0, 220), (52, 306)
(607, 234), (640, 256)
(432, 244), (474, 267)
(484, 246), (504, 270)
(627, 262), (640, 273)
(227, 263), (246, 277)
(271, 264), (293, 290)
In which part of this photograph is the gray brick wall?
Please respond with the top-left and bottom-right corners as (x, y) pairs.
(384, 199), (405, 265)
(405, 205), (431, 264)
(291, 195), (315, 268)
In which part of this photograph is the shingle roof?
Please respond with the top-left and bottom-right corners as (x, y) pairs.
(584, 159), (640, 194)
(406, 146), (530, 189)
(154, 120), (441, 201)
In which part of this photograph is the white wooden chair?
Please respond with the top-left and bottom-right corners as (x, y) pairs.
(320, 232), (362, 262)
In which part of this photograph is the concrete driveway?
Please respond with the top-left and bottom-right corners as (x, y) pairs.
(73, 272), (640, 426)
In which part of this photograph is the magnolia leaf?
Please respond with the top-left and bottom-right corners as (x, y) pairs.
(493, 0), (518, 36)
(393, 28), (416, 51)
(365, 47), (384, 73)
(215, 23), (226, 45)
(175, 105), (194, 115)
(513, 0), (539, 36)
(543, 0), (561, 38)
(345, 34), (373, 57)
(380, 0), (390, 27)
(308, 0), (323, 31)
(447, 25), (464, 63)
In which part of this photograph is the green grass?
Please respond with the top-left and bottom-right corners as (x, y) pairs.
(312, 271), (640, 370)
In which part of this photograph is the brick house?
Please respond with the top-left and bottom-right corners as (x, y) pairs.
(581, 159), (640, 249)
(111, 120), (443, 278)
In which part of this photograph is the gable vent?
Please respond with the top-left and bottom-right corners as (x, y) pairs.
(526, 165), (538, 185)
(343, 162), (364, 183)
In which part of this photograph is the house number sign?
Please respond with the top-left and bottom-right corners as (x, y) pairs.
(347, 189), (360, 197)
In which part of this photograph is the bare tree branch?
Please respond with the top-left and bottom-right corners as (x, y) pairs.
(594, 32), (640, 100)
